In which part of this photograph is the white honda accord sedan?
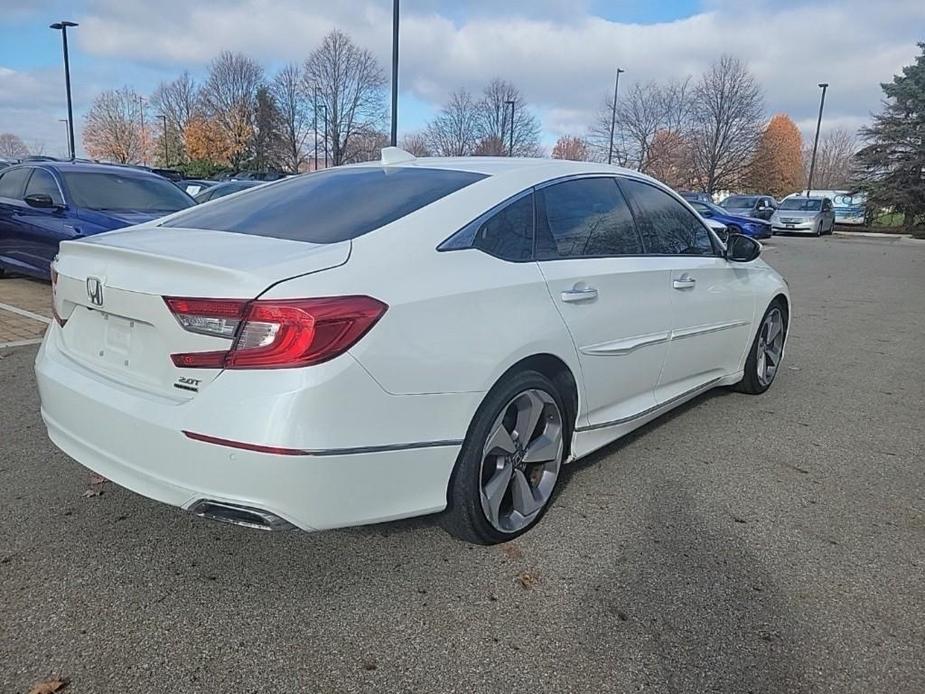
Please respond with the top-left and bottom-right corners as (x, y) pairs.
(36, 150), (790, 544)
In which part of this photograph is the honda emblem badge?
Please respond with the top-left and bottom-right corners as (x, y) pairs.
(86, 276), (104, 306)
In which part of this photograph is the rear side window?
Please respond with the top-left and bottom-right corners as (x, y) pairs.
(0, 167), (31, 199)
(621, 178), (716, 256)
(470, 193), (534, 261)
(163, 167), (486, 243)
(535, 177), (642, 259)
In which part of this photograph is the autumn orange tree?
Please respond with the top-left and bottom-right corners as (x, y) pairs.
(184, 117), (236, 174)
(746, 113), (803, 198)
(551, 135), (589, 161)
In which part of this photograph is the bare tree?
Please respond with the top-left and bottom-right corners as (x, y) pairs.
(303, 29), (387, 166)
(150, 71), (198, 164)
(345, 127), (389, 163)
(475, 79), (542, 156)
(804, 127), (858, 189)
(0, 133), (29, 158)
(199, 51), (265, 169)
(82, 87), (146, 164)
(271, 63), (311, 173)
(425, 90), (481, 156)
(400, 131), (431, 157)
(688, 55), (764, 193)
(588, 78), (691, 170)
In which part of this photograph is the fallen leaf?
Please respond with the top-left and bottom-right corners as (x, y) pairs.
(500, 543), (524, 560)
(516, 571), (539, 590)
(82, 489), (103, 498)
(88, 473), (108, 486)
(29, 676), (69, 694)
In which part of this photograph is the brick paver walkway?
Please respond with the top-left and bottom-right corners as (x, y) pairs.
(0, 278), (52, 347)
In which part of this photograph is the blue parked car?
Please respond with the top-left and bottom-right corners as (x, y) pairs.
(686, 198), (772, 240)
(0, 161), (195, 280)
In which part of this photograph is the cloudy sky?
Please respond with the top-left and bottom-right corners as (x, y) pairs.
(0, 0), (922, 158)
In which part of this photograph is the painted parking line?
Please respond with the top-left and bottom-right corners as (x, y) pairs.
(0, 337), (44, 349)
(0, 301), (51, 325)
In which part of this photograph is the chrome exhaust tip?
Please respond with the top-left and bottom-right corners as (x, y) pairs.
(187, 500), (296, 531)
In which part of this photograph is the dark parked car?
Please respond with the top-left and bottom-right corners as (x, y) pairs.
(687, 199), (772, 240)
(720, 194), (777, 221)
(678, 191), (712, 203)
(194, 179), (262, 203)
(0, 162), (194, 280)
(179, 179), (217, 197)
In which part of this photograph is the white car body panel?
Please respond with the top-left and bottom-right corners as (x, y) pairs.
(35, 156), (791, 533)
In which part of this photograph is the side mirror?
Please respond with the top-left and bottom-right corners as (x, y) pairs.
(725, 233), (761, 262)
(24, 193), (57, 209)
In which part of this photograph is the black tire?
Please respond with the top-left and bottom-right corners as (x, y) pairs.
(734, 300), (788, 394)
(441, 369), (567, 545)
(814, 221), (822, 237)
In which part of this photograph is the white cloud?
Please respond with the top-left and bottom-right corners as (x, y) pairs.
(1, 0), (922, 152)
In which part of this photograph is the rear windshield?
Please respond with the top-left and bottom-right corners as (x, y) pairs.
(780, 198), (822, 211)
(62, 171), (194, 212)
(162, 166), (487, 243)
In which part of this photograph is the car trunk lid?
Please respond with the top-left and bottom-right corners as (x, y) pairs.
(52, 227), (350, 398)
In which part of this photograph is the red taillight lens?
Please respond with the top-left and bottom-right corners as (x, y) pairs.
(50, 266), (67, 327)
(167, 296), (387, 369)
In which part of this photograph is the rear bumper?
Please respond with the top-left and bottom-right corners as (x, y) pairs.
(35, 327), (476, 531)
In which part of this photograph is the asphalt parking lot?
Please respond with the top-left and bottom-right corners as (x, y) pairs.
(1, 234), (923, 694)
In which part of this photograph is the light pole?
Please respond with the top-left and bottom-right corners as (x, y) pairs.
(50, 21), (78, 160)
(137, 95), (147, 166)
(607, 67), (624, 165)
(158, 114), (168, 166)
(320, 104), (328, 168)
(390, 0), (399, 147)
(504, 100), (515, 156)
(313, 86), (319, 170)
(806, 82), (829, 196)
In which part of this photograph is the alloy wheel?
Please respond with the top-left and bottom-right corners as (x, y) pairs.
(479, 389), (563, 533)
(756, 307), (785, 387)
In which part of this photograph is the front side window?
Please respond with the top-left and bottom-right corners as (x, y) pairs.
(620, 178), (716, 256)
(535, 177), (642, 259)
(62, 171), (194, 212)
(164, 167), (486, 243)
(0, 167), (31, 200)
(24, 169), (64, 205)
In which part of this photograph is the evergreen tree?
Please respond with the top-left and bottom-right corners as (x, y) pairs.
(854, 43), (925, 235)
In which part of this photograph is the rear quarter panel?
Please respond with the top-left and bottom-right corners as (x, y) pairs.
(262, 239), (582, 398)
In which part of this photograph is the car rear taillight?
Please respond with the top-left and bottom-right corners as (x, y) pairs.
(165, 296), (387, 369)
(50, 266), (67, 327)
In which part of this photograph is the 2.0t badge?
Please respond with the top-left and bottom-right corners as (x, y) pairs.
(86, 276), (104, 306)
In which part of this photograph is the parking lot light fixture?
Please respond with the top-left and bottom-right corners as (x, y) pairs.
(607, 67), (624, 166)
(390, 0), (400, 147)
(159, 114), (169, 167)
(806, 82), (829, 196)
(50, 21), (79, 161)
(505, 100), (515, 156)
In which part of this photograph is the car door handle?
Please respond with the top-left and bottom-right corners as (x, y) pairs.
(560, 286), (598, 303)
(672, 274), (696, 290)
